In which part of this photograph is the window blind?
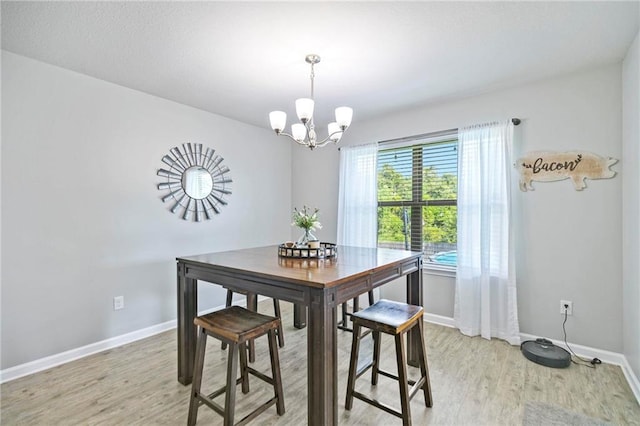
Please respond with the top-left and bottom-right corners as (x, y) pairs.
(377, 139), (457, 204)
(377, 137), (458, 262)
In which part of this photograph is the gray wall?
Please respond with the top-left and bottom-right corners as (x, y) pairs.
(2, 42), (636, 371)
(293, 63), (625, 353)
(622, 32), (640, 379)
(1, 51), (292, 369)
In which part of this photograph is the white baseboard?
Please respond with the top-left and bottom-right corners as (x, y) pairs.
(621, 356), (640, 404)
(0, 320), (176, 384)
(424, 312), (456, 328)
(0, 300), (233, 384)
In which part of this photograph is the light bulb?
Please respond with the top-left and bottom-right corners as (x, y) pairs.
(269, 111), (287, 133)
(328, 122), (342, 141)
(335, 107), (353, 129)
(292, 123), (307, 141)
(295, 98), (314, 123)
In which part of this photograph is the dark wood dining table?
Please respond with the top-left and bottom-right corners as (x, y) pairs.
(176, 245), (423, 426)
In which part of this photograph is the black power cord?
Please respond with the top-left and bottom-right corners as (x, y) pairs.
(561, 308), (601, 368)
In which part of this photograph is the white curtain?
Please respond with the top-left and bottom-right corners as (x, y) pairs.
(337, 143), (378, 306)
(454, 121), (520, 345)
(337, 143), (378, 248)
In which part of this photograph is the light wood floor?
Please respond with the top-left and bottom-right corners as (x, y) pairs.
(2, 301), (639, 425)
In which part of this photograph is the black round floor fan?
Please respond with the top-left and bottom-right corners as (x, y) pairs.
(521, 338), (571, 368)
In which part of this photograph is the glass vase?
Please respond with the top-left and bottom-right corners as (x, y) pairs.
(296, 228), (317, 247)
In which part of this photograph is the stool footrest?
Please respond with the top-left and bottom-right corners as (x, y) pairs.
(235, 398), (278, 426)
(195, 394), (278, 426)
(408, 377), (427, 400)
(351, 391), (403, 419)
(195, 369), (280, 426)
(195, 393), (225, 417)
(202, 366), (276, 401)
(338, 323), (374, 335)
(356, 361), (373, 379)
(337, 324), (355, 332)
(246, 366), (275, 386)
(375, 368), (418, 387)
(338, 314), (356, 332)
(205, 376), (245, 401)
(339, 323), (373, 334)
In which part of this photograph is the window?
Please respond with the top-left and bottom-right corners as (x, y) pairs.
(377, 135), (458, 268)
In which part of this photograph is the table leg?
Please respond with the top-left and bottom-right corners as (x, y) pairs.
(177, 263), (197, 385)
(406, 266), (423, 366)
(293, 303), (306, 329)
(246, 292), (257, 363)
(307, 289), (337, 425)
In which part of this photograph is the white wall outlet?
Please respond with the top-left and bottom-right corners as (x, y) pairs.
(560, 300), (573, 315)
(113, 296), (125, 311)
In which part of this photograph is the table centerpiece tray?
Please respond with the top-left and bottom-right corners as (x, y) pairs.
(278, 242), (337, 259)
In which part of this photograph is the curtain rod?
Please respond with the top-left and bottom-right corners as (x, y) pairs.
(338, 118), (520, 150)
(376, 118), (521, 147)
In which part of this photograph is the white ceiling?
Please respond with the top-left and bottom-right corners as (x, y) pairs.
(2, 1), (638, 131)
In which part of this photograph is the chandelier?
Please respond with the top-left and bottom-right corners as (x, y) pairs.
(269, 54), (353, 150)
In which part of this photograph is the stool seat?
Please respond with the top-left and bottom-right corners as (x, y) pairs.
(345, 299), (432, 426)
(188, 306), (285, 426)
(196, 306), (279, 344)
(221, 288), (285, 361)
(351, 299), (423, 333)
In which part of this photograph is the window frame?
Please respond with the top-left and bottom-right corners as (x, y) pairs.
(377, 131), (458, 273)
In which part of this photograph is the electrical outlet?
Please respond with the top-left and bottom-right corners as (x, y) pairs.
(560, 300), (573, 315)
(113, 296), (125, 311)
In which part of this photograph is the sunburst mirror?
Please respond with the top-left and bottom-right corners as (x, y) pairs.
(157, 143), (232, 221)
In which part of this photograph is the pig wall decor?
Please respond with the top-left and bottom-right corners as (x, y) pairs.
(515, 151), (618, 191)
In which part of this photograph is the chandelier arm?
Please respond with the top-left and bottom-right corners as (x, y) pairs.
(328, 129), (345, 139)
(274, 130), (296, 141)
(313, 129), (347, 147)
(275, 131), (313, 147)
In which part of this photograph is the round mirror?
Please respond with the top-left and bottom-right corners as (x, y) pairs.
(182, 166), (213, 199)
(157, 143), (232, 221)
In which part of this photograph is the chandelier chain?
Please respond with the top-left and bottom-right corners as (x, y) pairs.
(310, 62), (315, 100)
(309, 62), (315, 128)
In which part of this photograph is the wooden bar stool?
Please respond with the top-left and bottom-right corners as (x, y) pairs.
(187, 306), (285, 426)
(345, 299), (432, 426)
(221, 288), (285, 363)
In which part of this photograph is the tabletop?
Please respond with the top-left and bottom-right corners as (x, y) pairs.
(177, 245), (422, 289)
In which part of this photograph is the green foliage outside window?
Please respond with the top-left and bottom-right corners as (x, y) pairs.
(377, 142), (458, 253)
